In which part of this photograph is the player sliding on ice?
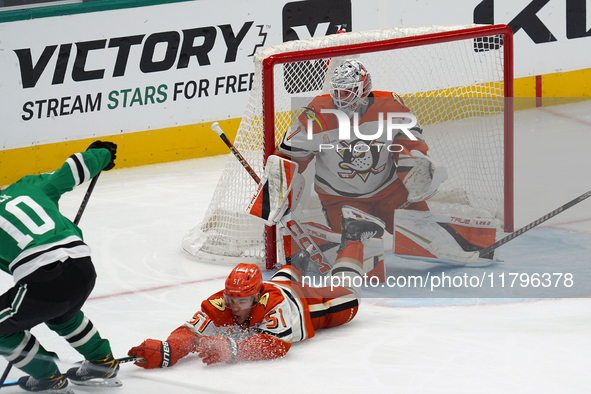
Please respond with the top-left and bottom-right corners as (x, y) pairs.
(0, 142), (121, 393)
(128, 207), (384, 367)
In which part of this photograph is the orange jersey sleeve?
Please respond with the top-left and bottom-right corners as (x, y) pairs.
(236, 333), (292, 362)
(183, 290), (238, 336)
(276, 95), (337, 173)
(165, 326), (202, 361)
(363, 91), (429, 154)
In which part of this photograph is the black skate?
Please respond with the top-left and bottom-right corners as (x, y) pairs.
(285, 249), (312, 275)
(339, 206), (385, 251)
(17, 370), (73, 393)
(66, 352), (121, 388)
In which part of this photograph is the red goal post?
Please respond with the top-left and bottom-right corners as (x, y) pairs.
(182, 24), (514, 270)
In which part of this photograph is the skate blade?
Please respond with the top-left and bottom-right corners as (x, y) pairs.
(70, 376), (122, 388)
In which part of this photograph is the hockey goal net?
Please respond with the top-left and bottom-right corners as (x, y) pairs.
(182, 24), (514, 268)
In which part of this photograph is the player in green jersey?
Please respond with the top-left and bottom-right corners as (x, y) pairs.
(0, 141), (120, 392)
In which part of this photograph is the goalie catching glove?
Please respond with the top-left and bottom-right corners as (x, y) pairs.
(397, 149), (447, 203)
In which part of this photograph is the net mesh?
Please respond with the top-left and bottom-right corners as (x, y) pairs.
(182, 25), (511, 265)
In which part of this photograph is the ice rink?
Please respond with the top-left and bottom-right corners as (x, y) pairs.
(2, 100), (591, 393)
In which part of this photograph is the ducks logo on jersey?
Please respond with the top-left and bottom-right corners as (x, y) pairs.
(336, 139), (386, 181)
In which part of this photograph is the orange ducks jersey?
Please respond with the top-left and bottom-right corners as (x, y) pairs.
(277, 91), (429, 198)
(162, 263), (360, 363)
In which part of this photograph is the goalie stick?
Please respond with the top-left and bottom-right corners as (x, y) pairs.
(429, 189), (591, 264)
(0, 173), (104, 390)
(210, 122), (331, 274)
(211, 123), (261, 183)
(0, 356), (145, 388)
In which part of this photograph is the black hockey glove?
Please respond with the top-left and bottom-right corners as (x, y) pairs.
(87, 140), (117, 171)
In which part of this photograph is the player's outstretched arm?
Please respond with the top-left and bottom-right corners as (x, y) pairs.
(39, 141), (117, 198)
(195, 333), (291, 365)
(86, 140), (117, 171)
(127, 326), (201, 369)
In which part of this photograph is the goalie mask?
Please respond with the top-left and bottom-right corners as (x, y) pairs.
(329, 59), (372, 118)
(224, 263), (263, 310)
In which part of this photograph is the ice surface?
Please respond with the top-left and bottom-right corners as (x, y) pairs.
(2, 102), (591, 393)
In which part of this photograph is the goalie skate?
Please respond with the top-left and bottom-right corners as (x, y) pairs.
(342, 206), (385, 227)
(285, 248), (312, 275)
(340, 206), (386, 249)
(66, 353), (121, 388)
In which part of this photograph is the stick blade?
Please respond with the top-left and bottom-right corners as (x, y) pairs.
(427, 242), (493, 267)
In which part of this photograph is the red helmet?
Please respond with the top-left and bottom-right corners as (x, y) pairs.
(224, 263), (263, 298)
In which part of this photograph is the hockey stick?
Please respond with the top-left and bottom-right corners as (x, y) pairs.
(278, 209), (332, 274)
(429, 189), (591, 264)
(0, 356), (146, 388)
(114, 356), (146, 364)
(211, 123), (260, 183)
(0, 172), (103, 389)
(73, 171), (101, 225)
(0, 363), (11, 390)
(210, 122), (331, 274)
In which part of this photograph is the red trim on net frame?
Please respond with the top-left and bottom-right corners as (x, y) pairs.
(536, 75), (543, 108)
(261, 25), (515, 268)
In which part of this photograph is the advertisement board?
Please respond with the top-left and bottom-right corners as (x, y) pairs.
(0, 0), (589, 182)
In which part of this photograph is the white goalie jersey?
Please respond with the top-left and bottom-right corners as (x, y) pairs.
(277, 91), (428, 199)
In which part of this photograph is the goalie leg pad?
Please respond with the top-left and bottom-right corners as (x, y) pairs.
(393, 209), (500, 266)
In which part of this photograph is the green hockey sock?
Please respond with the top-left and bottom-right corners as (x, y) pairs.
(46, 311), (111, 361)
(0, 331), (58, 380)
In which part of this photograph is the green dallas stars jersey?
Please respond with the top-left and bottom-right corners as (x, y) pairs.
(0, 149), (111, 282)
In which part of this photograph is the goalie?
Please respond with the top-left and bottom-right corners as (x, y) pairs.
(276, 59), (446, 235)
(127, 209), (384, 367)
(271, 59), (474, 270)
